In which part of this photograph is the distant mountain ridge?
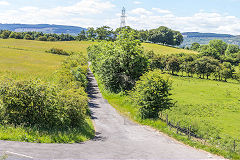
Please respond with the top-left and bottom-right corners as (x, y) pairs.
(182, 32), (235, 38)
(181, 32), (240, 47)
(0, 24), (86, 35)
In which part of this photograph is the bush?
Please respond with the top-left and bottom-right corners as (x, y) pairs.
(38, 36), (48, 41)
(131, 70), (173, 119)
(0, 80), (59, 128)
(46, 48), (69, 56)
(48, 36), (56, 41)
(24, 34), (33, 40)
(0, 79), (88, 129)
(88, 29), (148, 92)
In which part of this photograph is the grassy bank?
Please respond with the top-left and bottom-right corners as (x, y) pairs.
(0, 119), (94, 143)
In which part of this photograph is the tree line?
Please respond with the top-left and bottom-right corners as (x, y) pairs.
(80, 26), (183, 45)
(0, 25), (184, 46)
(0, 30), (76, 41)
(149, 53), (237, 82)
(189, 40), (240, 65)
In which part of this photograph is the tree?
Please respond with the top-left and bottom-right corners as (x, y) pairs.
(9, 32), (16, 39)
(77, 30), (87, 41)
(48, 36), (56, 41)
(148, 26), (183, 46)
(173, 31), (183, 46)
(132, 69), (172, 119)
(209, 40), (227, 55)
(149, 26), (174, 45)
(200, 46), (220, 59)
(191, 42), (200, 51)
(95, 26), (113, 41)
(1, 30), (11, 39)
(166, 56), (181, 75)
(225, 44), (239, 56)
(24, 34), (33, 40)
(38, 36), (47, 41)
(221, 62), (234, 81)
(88, 29), (149, 92)
(86, 27), (96, 40)
(138, 30), (149, 42)
(194, 56), (220, 79)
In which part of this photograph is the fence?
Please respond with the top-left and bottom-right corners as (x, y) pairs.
(159, 112), (240, 154)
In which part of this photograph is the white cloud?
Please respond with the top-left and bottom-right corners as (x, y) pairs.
(0, 1), (9, 6)
(133, 1), (142, 5)
(113, 8), (240, 35)
(1, 1), (240, 35)
(131, 8), (152, 15)
(0, 0), (115, 28)
(152, 8), (171, 14)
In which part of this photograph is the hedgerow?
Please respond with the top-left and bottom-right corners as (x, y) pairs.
(0, 52), (89, 130)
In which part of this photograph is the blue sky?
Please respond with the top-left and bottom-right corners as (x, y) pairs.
(0, 0), (240, 34)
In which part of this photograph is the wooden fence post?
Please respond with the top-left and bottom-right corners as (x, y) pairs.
(188, 125), (191, 139)
(166, 114), (168, 126)
(176, 122), (179, 134)
(234, 140), (236, 152)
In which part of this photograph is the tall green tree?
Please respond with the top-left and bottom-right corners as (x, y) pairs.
(88, 29), (148, 92)
(86, 27), (96, 40)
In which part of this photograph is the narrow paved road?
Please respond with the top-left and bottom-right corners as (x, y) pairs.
(0, 71), (224, 160)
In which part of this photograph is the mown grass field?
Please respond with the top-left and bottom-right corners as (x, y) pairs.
(0, 39), (94, 81)
(0, 39), (96, 143)
(170, 76), (240, 137)
(142, 43), (197, 55)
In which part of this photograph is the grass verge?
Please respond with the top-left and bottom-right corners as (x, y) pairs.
(0, 119), (95, 143)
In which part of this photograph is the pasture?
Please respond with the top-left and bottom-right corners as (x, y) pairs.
(0, 39), (95, 143)
(142, 43), (197, 55)
(0, 39), (94, 81)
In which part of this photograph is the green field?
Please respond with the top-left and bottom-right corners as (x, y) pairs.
(0, 39), (95, 81)
(142, 43), (197, 55)
(0, 39), (96, 143)
(170, 76), (240, 137)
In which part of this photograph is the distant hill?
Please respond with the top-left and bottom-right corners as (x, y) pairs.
(0, 24), (86, 35)
(181, 32), (240, 47)
(182, 32), (234, 38)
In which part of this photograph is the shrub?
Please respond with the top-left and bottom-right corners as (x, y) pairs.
(131, 69), (173, 119)
(48, 36), (56, 41)
(58, 52), (88, 89)
(88, 29), (149, 92)
(0, 79), (88, 129)
(46, 48), (69, 56)
(0, 80), (60, 128)
(24, 34), (33, 40)
(38, 36), (48, 41)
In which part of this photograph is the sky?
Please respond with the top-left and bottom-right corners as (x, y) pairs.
(0, 0), (240, 35)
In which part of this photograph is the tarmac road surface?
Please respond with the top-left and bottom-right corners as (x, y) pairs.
(0, 71), (224, 160)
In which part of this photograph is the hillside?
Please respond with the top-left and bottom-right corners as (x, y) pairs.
(0, 39), (94, 80)
(142, 43), (197, 55)
(0, 24), (86, 35)
(182, 32), (240, 47)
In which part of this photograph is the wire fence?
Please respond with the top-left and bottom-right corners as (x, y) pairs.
(159, 112), (240, 154)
